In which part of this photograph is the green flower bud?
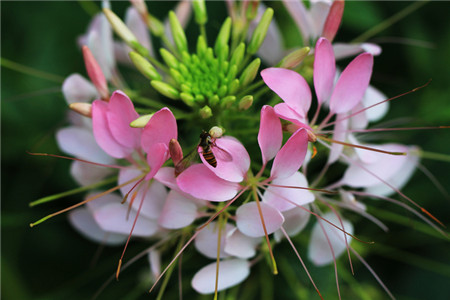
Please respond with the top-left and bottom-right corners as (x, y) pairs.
(246, 1), (259, 21)
(151, 80), (180, 100)
(238, 95), (253, 110)
(170, 68), (184, 84)
(228, 78), (240, 95)
(217, 85), (228, 97)
(229, 43), (245, 69)
(247, 8), (273, 54)
(160, 48), (179, 69)
(181, 84), (191, 93)
(197, 35), (208, 58)
(129, 51), (161, 80)
(169, 11), (188, 53)
(103, 8), (138, 46)
(278, 47), (310, 69)
(130, 114), (153, 128)
(193, 0), (208, 25)
(180, 92), (195, 106)
(148, 15), (165, 37)
(209, 95), (220, 107)
(214, 17), (232, 56)
(239, 58), (260, 87)
(226, 65), (238, 82)
(199, 105), (213, 118)
(220, 95), (236, 109)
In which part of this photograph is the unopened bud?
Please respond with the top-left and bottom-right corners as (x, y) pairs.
(228, 79), (240, 95)
(169, 11), (188, 53)
(307, 130), (317, 142)
(147, 15), (165, 37)
(246, 0), (259, 21)
(247, 8), (273, 54)
(129, 52), (161, 80)
(180, 92), (195, 106)
(238, 95), (253, 110)
(82, 46), (109, 100)
(221, 95), (236, 109)
(103, 8), (138, 46)
(69, 102), (92, 117)
(322, 0), (344, 42)
(209, 95), (220, 107)
(130, 114), (153, 128)
(279, 47), (310, 69)
(209, 126), (224, 138)
(193, 0), (208, 25)
(239, 58), (260, 87)
(214, 17), (232, 56)
(130, 0), (148, 19)
(197, 35), (208, 57)
(169, 139), (183, 166)
(229, 43), (245, 68)
(199, 105), (213, 118)
(160, 48), (179, 69)
(151, 81), (180, 100)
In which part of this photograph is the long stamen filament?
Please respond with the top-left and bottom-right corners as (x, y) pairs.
(27, 151), (127, 169)
(317, 136), (407, 156)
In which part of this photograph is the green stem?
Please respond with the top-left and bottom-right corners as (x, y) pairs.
(1, 58), (64, 83)
(351, 1), (429, 43)
(29, 176), (118, 207)
(417, 150), (450, 163)
(200, 25), (208, 45)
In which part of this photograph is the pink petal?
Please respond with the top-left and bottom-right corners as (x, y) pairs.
(329, 53), (374, 114)
(263, 172), (315, 212)
(274, 205), (311, 242)
(321, 0), (344, 42)
(177, 164), (241, 202)
(270, 129), (309, 180)
(261, 68), (312, 117)
(141, 107), (177, 152)
(82, 46), (108, 99)
(314, 38), (336, 105)
(194, 222), (234, 259)
(92, 100), (132, 158)
(192, 259), (250, 294)
(118, 168), (168, 219)
(106, 91), (141, 150)
(200, 136), (250, 183)
(258, 105), (282, 165)
(62, 74), (98, 104)
(308, 212), (353, 266)
(56, 126), (113, 164)
(154, 167), (179, 190)
(309, 1), (332, 38)
(273, 103), (312, 130)
(69, 207), (127, 245)
(224, 228), (260, 259)
(92, 202), (158, 237)
(70, 161), (113, 186)
(236, 202), (284, 238)
(327, 114), (349, 164)
(158, 190), (197, 229)
(145, 143), (169, 180)
(344, 144), (411, 186)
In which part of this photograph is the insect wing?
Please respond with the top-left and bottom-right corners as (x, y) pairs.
(175, 148), (198, 176)
(212, 144), (233, 162)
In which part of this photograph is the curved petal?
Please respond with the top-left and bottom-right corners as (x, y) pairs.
(270, 129), (309, 180)
(92, 99), (132, 158)
(141, 107), (177, 152)
(70, 161), (113, 186)
(192, 259), (250, 294)
(69, 207), (127, 245)
(107, 90), (141, 150)
(177, 164), (241, 202)
(92, 202), (158, 237)
(273, 103), (312, 131)
(148, 249), (161, 279)
(349, 103), (369, 130)
(118, 168), (168, 219)
(314, 37), (336, 105)
(200, 136), (250, 183)
(145, 143), (168, 180)
(261, 68), (311, 117)
(341, 144), (412, 188)
(158, 190), (197, 229)
(329, 53), (374, 114)
(327, 114), (349, 164)
(62, 74), (98, 104)
(263, 172), (315, 212)
(258, 105), (282, 165)
(274, 205), (311, 242)
(333, 42), (382, 60)
(362, 85), (389, 122)
(224, 228), (260, 259)
(194, 222), (234, 259)
(308, 212), (353, 266)
(56, 126), (113, 164)
(236, 202), (284, 238)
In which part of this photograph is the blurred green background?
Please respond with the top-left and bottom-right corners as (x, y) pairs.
(2, 1), (450, 299)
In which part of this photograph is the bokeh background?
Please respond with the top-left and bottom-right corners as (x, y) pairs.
(2, 1), (450, 299)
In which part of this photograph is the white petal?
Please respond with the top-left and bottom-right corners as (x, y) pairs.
(194, 222), (234, 259)
(192, 259), (250, 294)
(70, 161), (113, 186)
(62, 74), (98, 104)
(158, 190), (197, 229)
(224, 228), (260, 259)
(236, 202), (284, 237)
(274, 205), (311, 242)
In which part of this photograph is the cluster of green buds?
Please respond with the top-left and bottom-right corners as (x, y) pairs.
(104, 0), (276, 120)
